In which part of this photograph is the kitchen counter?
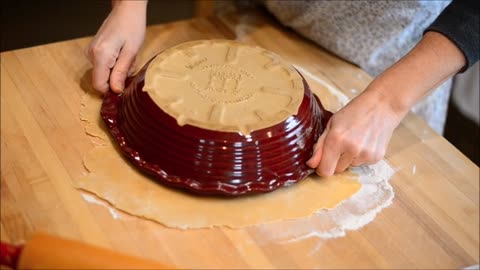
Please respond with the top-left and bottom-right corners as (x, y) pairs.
(1, 11), (478, 269)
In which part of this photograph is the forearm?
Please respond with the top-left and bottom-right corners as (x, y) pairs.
(111, 0), (148, 10)
(365, 31), (466, 117)
(426, 0), (479, 70)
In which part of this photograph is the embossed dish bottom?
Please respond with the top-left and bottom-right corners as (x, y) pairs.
(101, 42), (332, 196)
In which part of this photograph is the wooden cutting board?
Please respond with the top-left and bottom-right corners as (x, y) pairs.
(1, 10), (478, 269)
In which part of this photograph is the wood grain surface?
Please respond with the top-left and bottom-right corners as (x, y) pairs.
(1, 11), (478, 269)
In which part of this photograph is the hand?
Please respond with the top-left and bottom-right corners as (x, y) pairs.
(307, 30), (466, 176)
(306, 90), (406, 176)
(86, 1), (147, 93)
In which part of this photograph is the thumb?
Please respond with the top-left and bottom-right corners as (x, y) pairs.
(306, 122), (330, 168)
(110, 46), (136, 93)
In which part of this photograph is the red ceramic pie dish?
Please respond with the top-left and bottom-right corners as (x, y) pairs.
(101, 51), (332, 196)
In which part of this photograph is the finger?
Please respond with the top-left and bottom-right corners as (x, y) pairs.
(306, 123), (330, 168)
(110, 47), (136, 93)
(351, 150), (366, 166)
(86, 43), (93, 63)
(128, 59), (136, 76)
(317, 131), (342, 177)
(350, 128), (375, 167)
(92, 63), (112, 93)
(352, 140), (383, 166)
(92, 49), (117, 93)
(335, 152), (354, 173)
(367, 131), (391, 165)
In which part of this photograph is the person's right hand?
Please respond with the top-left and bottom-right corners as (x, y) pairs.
(306, 89), (405, 176)
(86, 0), (147, 94)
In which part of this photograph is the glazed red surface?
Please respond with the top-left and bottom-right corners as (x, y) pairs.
(101, 60), (332, 196)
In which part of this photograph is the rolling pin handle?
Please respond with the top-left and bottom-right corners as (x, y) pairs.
(0, 241), (23, 269)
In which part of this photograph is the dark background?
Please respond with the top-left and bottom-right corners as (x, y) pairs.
(1, 0), (478, 165)
(1, 0), (194, 51)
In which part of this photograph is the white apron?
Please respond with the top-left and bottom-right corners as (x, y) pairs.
(264, 0), (452, 133)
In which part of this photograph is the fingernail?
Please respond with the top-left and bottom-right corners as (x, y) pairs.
(306, 159), (314, 168)
(117, 80), (125, 91)
(112, 82), (124, 93)
(305, 157), (318, 169)
(317, 168), (333, 177)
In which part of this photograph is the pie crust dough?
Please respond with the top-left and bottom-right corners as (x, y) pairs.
(143, 40), (304, 135)
(77, 91), (361, 228)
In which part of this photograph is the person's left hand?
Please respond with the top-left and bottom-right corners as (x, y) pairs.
(86, 0), (147, 94)
(306, 89), (406, 176)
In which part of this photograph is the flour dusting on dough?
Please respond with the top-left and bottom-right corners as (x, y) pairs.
(81, 192), (121, 220)
(242, 67), (396, 242)
(251, 161), (395, 243)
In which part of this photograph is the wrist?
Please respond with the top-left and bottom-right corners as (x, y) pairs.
(361, 78), (411, 123)
(111, 0), (148, 24)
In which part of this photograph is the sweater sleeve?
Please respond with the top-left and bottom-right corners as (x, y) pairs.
(425, 0), (479, 72)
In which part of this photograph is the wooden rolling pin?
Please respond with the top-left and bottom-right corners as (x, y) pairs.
(0, 233), (173, 269)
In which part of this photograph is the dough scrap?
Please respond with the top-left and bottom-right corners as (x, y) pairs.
(80, 92), (108, 142)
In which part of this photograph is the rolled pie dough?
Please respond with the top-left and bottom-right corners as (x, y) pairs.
(77, 41), (362, 229)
